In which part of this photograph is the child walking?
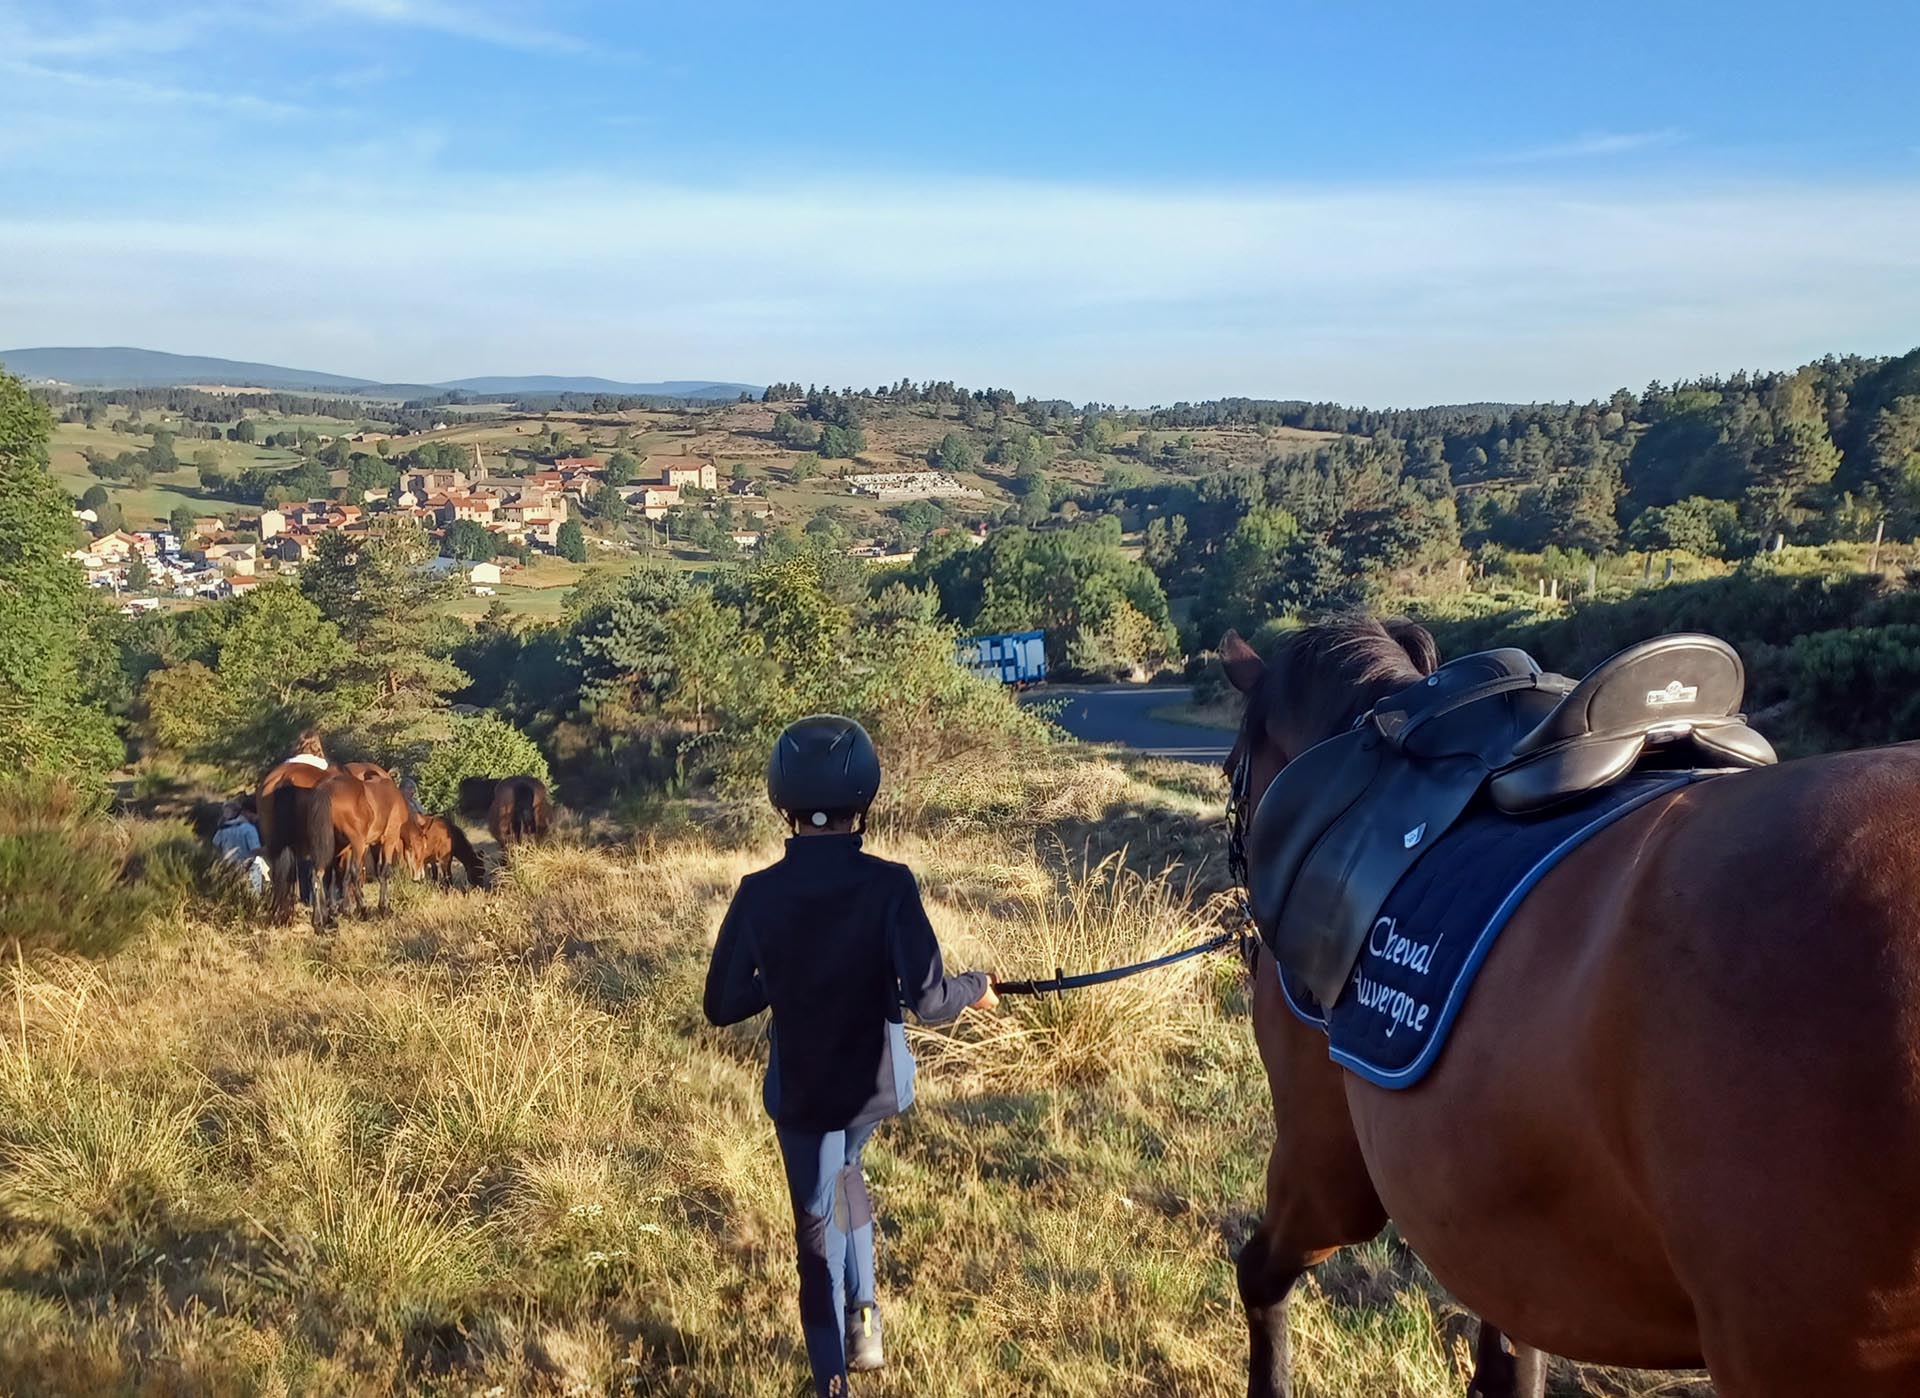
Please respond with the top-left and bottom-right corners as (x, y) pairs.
(704, 715), (997, 1396)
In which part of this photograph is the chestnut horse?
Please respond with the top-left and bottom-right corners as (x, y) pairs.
(487, 775), (551, 856)
(1221, 617), (1920, 1398)
(400, 813), (485, 888)
(305, 764), (411, 929)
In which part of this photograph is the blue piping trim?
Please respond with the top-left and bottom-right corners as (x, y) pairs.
(1280, 964), (1327, 1029)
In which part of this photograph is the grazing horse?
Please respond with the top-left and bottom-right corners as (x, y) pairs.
(400, 813), (485, 888)
(1221, 617), (1920, 1398)
(257, 733), (333, 922)
(487, 775), (551, 856)
(305, 766), (411, 929)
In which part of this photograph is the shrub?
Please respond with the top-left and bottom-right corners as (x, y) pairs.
(0, 780), (152, 956)
(414, 714), (551, 814)
(1787, 625), (1920, 749)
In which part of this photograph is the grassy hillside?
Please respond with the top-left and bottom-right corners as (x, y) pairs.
(48, 422), (298, 526)
(0, 753), (1704, 1396)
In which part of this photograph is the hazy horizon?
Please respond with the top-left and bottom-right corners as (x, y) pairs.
(5, 1), (1918, 407)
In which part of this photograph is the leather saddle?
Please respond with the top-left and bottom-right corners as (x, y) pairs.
(1247, 634), (1777, 1006)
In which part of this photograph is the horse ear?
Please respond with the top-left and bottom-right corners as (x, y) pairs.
(1219, 630), (1264, 694)
(1383, 618), (1439, 676)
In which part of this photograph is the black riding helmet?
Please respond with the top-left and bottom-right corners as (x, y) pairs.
(767, 715), (881, 828)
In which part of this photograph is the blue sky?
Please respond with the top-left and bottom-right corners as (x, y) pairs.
(2, 0), (1917, 404)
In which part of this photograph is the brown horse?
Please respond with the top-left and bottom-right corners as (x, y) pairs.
(305, 765), (411, 929)
(400, 813), (486, 888)
(257, 732), (334, 922)
(1221, 616), (1920, 1398)
(487, 775), (551, 857)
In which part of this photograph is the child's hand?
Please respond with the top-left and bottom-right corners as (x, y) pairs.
(971, 979), (1000, 1012)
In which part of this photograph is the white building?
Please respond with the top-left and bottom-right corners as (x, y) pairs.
(846, 471), (983, 500)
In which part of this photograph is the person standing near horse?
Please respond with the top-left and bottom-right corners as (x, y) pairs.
(704, 715), (998, 1398)
(212, 798), (266, 896)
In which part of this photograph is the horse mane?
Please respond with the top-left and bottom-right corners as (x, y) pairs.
(1247, 615), (1440, 752)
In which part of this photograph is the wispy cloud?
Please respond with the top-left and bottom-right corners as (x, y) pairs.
(0, 8), (212, 58)
(0, 58), (305, 118)
(4, 173), (1915, 405)
(1484, 128), (1685, 165)
(0, 0), (594, 61)
(313, 0), (591, 54)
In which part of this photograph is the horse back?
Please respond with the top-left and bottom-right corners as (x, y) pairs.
(1347, 745), (1920, 1367)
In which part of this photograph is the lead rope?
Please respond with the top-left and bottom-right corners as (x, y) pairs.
(996, 760), (1262, 997)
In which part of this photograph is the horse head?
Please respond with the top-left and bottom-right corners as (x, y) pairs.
(1221, 616), (1439, 835)
(398, 814), (427, 877)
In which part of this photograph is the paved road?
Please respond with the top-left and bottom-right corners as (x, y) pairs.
(1025, 684), (1233, 764)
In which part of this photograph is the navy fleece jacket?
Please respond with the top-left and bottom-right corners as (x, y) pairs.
(703, 834), (987, 1132)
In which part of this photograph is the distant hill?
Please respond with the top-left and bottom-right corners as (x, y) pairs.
(434, 375), (755, 399)
(0, 347), (759, 399)
(0, 346), (374, 391)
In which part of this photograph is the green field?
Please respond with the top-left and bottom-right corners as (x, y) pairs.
(49, 423), (304, 526)
(439, 584), (576, 620)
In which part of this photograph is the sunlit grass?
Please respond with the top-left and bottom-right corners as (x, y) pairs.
(0, 754), (1711, 1396)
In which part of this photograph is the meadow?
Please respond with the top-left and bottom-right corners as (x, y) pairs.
(48, 422), (299, 526)
(0, 750), (1707, 1397)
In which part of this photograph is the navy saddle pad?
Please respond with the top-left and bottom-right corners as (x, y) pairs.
(1279, 771), (1709, 1089)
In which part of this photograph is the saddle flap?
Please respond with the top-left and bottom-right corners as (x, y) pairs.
(1244, 728), (1382, 965)
(1272, 752), (1493, 1007)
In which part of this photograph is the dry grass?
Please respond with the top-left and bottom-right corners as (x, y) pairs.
(0, 755), (1708, 1396)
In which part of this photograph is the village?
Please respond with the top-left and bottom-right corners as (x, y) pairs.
(62, 445), (903, 610)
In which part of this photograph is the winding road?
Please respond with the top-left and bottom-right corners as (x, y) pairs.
(1025, 685), (1233, 764)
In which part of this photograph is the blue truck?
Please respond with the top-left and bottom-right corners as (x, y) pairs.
(960, 629), (1047, 686)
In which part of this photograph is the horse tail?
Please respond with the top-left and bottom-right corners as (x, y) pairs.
(305, 781), (339, 929)
(262, 782), (305, 919)
(512, 780), (535, 840)
(264, 781), (303, 859)
(443, 820), (486, 889)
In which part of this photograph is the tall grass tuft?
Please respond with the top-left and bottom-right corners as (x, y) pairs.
(918, 850), (1233, 1088)
(279, 1124), (497, 1329)
(0, 955), (218, 1245)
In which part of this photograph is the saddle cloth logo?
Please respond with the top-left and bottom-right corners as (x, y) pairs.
(1645, 679), (1698, 707)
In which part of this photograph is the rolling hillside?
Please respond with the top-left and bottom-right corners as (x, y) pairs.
(0, 346), (373, 391)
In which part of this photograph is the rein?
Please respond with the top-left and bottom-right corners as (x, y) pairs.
(992, 926), (1247, 997)
(997, 748), (1262, 998)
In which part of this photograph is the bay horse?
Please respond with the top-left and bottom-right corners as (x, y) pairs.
(256, 732), (333, 922)
(400, 813), (485, 888)
(305, 765), (411, 929)
(487, 775), (551, 856)
(1221, 616), (1920, 1398)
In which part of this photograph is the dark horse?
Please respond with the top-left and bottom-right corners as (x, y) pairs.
(400, 813), (485, 888)
(1222, 616), (1920, 1397)
(257, 733), (332, 922)
(487, 775), (551, 856)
